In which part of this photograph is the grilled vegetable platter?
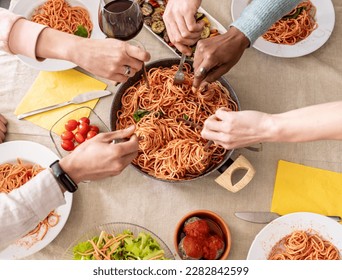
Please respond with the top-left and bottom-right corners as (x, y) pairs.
(139, 0), (227, 58)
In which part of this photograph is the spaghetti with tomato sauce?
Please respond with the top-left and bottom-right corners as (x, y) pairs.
(262, 0), (317, 45)
(268, 230), (340, 260)
(31, 0), (93, 38)
(116, 63), (238, 181)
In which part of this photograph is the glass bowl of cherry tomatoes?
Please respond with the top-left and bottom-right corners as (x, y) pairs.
(49, 106), (109, 158)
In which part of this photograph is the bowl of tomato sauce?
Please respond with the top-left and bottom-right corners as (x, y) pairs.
(174, 209), (231, 260)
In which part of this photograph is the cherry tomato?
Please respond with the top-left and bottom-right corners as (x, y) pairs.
(64, 119), (78, 131)
(61, 140), (75, 151)
(77, 123), (90, 135)
(87, 130), (98, 140)
(61, 130), (74, 141)
(89, 125), (100, 134)
(79, 117), (90, 125)
(75, 132), (86, 144)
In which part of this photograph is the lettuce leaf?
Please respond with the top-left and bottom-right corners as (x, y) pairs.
(73, 240), (94, 260)
(72, 230), (167, 260)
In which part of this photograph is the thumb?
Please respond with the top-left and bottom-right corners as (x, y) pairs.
(125, 44), (151, 62)
(114, 125), (136, 139)
(101, 125), (136, 142)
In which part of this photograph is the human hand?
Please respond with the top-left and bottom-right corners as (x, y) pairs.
(70, 38), (150, 83)
(59, 125), (139, 183)
(201, 108), (271, 149)
(0, 114), (7, 144)
(163, 0), (203, 55)
(193, 27), (250, 89)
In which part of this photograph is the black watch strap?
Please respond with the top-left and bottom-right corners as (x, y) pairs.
(50, 160), (78, 193)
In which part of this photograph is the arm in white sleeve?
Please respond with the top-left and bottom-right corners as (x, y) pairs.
(231, 0), (302, 45)
(0, 169), (66, 247)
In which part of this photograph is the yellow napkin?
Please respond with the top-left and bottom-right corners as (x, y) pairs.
(271, 160), (342, 219)
(15, 69), (107, 135)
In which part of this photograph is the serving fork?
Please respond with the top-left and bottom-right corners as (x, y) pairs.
(173, 53), (187, 85)
(176, 117), (214, 150)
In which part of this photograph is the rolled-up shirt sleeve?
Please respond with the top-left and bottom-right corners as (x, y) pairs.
(0, 7), (47, 59)
(0, 169), (66, 247)
(0, 7), (22, 54)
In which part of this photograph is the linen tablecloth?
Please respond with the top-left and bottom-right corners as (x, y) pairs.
(0, 0), (341, 259)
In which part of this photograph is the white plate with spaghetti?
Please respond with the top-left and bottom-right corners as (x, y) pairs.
(247, 212), (342, 260)
(11, 0), (105, 71)
(231, 0), (335, 58)
(0, 141), (73, 259)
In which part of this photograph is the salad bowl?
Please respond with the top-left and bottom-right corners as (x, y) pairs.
(63, 222), (174, 260)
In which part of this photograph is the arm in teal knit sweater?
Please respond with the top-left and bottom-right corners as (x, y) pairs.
(162, 0), (301, 88)
(231, 0), (302, 44)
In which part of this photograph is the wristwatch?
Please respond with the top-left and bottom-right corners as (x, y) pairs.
(50, 160), (78, 193)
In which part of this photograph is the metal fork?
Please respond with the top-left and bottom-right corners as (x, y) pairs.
(173, 53), (187, 85)
(176, 118), (214, 150)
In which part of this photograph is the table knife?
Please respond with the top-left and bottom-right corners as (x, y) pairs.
(17, 90), (112, 120)
(234, 211), (341, 223)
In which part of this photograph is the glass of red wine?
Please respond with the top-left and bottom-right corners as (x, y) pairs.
(98, 0), (149, 87)
(98, 0), (144, 40)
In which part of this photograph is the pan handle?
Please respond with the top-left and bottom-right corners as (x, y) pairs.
(215, 155), (255, 193)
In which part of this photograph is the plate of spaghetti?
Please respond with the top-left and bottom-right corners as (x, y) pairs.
(11, 0), (105, 71)
(0, 140), (72, 259)
(111, 58), (240, 182)
(231, 0), (335, 58)
(247, 212), (342, 260)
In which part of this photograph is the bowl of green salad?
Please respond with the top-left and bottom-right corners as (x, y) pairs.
(63, 222), (174, 260)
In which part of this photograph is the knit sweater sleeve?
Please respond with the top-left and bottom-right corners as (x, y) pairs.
(231, 0), (302, 45)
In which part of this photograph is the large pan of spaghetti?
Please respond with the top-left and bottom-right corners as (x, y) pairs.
(30, 0), (93, 37)
(247, 212), (342, 260)
(110, 58), (240, 182)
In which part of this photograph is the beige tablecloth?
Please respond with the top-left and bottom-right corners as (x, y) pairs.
(0, 0), (341, 260)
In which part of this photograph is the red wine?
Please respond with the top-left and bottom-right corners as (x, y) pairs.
(99, 0), (143, 40)
(105, 0), (132, 13)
